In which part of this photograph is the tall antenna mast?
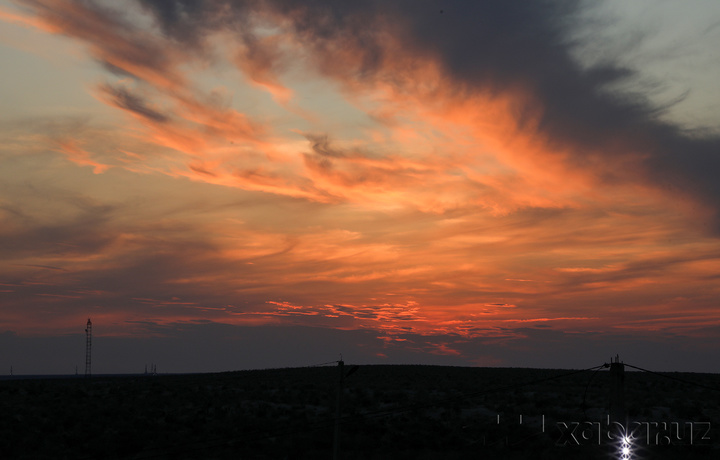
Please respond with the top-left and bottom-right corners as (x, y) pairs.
(85, 318), (92, 378)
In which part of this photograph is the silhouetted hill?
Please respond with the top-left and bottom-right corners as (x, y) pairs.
(1, 365), (718, 458)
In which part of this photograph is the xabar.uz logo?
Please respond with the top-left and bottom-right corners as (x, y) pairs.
(555, 420), (711, 446)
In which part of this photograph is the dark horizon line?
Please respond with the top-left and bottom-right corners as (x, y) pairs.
(3, 362), (719, 380)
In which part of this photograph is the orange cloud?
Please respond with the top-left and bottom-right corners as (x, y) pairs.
(55, 139), (111, 173)
(234, 32), (295, 105)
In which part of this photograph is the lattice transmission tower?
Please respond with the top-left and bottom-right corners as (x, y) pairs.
(85, 318), (92, 378)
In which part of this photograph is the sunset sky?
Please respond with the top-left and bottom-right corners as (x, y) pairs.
(2, 0), (720, 374)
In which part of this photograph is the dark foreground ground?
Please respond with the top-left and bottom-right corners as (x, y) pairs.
(1, 365), (718, 459)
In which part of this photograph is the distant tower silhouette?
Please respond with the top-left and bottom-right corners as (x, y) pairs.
(85, 318), (92, 378)
(609, 354), (626, 427)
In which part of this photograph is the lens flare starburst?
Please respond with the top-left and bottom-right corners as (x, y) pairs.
(619, 435), (633, 460)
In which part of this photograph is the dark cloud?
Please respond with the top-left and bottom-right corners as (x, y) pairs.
(551, 249), (720, 295)
(137, 0), (720, 229)
(138, 0), (232, 46)
(0, 199), (116, 262)
(138, 0), (205, 30)
(20, 0), (176, 80)
(13, 264), (66, 271)
(306, 134), (346, 159)
(99, 84), (170, 123)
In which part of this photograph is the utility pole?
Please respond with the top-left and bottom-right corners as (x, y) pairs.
(332, 358), (359, 460)
(85, 318), (92, 378)
(333, 359), (344, 460)
(609, 355), (626, 429)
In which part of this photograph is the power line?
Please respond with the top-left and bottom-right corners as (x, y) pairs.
(309, 360), (340, 367)
(624, 362), (720, 393)
(582, 363), (610, 419)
